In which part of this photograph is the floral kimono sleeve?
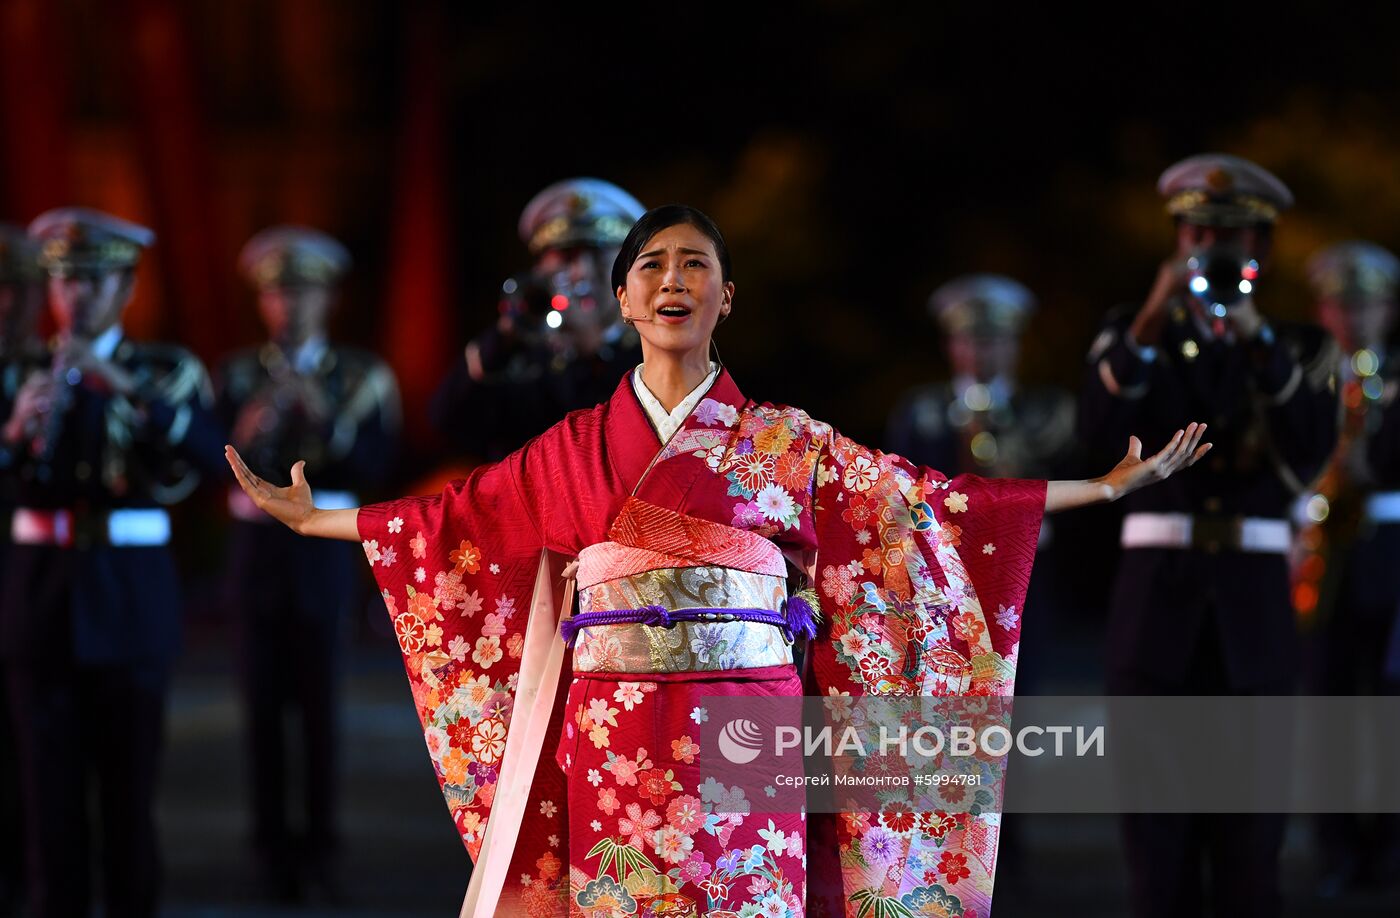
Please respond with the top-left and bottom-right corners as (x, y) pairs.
(355, 446), (551, 860)
(805, 424), (1045, 918)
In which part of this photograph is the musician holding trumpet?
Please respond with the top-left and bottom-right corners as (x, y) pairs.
(215, 226), (400, 903)
(1079, 155), (1341, 918)
(0, 207), (226, 918)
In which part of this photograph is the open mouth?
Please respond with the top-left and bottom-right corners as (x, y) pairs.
(656, 304), (692, 318)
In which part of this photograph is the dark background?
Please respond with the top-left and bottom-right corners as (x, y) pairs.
(9, 3), (1400, 453)
(4, 2), (1400, 914)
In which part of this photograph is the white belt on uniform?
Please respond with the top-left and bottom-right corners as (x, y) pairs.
(228, 486), (357, 522)
(1364, 490), (1400, 524)
(1120, 511), (1291, 554)
(11, 507), (171, 547)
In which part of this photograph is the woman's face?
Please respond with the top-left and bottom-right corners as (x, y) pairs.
(617, 223), (733, 361)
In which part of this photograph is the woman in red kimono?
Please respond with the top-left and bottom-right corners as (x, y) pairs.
(226, 206), (1209, 918)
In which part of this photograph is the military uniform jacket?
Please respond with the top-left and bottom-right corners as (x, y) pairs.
(215, 342), (400, 493)
(0, 337), (228, 663)
(216, 342), (400, 621)
(886, 381), (1078, 480)
(428, 327), (640, 462)
(1079, 302), (1340, 689)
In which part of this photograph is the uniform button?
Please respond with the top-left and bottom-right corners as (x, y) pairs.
(1204, 497), (1221, 512)
(1204, 540), (1220, 554)
(1211, 457), (1226, 471)
(75, 461), (91, 481)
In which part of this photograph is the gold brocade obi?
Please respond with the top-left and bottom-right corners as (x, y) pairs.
(570, 539), (794, 674)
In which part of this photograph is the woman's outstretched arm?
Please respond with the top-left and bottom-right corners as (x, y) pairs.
(1045, 422), (1211, 514)
(225, 444), (361, 541)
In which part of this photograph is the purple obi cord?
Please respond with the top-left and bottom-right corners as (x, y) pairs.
(561, 595), (818, 648)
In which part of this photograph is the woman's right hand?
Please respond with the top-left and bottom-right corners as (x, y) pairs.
(226, 445), (316, 534)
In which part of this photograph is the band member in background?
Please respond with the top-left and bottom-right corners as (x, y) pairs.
(1297, 241), (1400, 895)
(0, 207), (226, 918)
(1079, 154), (1339, 918)
(216, 226), (401, 903)
(429, 178), (644, 461)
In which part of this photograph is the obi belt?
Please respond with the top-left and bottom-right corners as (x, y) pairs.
(563, 498), (813, 673)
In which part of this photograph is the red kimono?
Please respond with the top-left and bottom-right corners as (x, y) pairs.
(356, 368), (1044, 918)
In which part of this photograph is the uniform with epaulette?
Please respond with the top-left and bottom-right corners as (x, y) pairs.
(1080, 155), (1340, 918)
(1295, 241), (1400, 894)
(0, 223), (45, 918)
(216, 226), (400, 901)
(428, 178), (643, 461)
(0, 208), (227, 918)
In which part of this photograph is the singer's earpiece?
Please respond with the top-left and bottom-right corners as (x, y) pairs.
(619, 289), (653, 324)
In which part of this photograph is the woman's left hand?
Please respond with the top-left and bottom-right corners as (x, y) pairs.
(1099, 423), (1212, 501)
